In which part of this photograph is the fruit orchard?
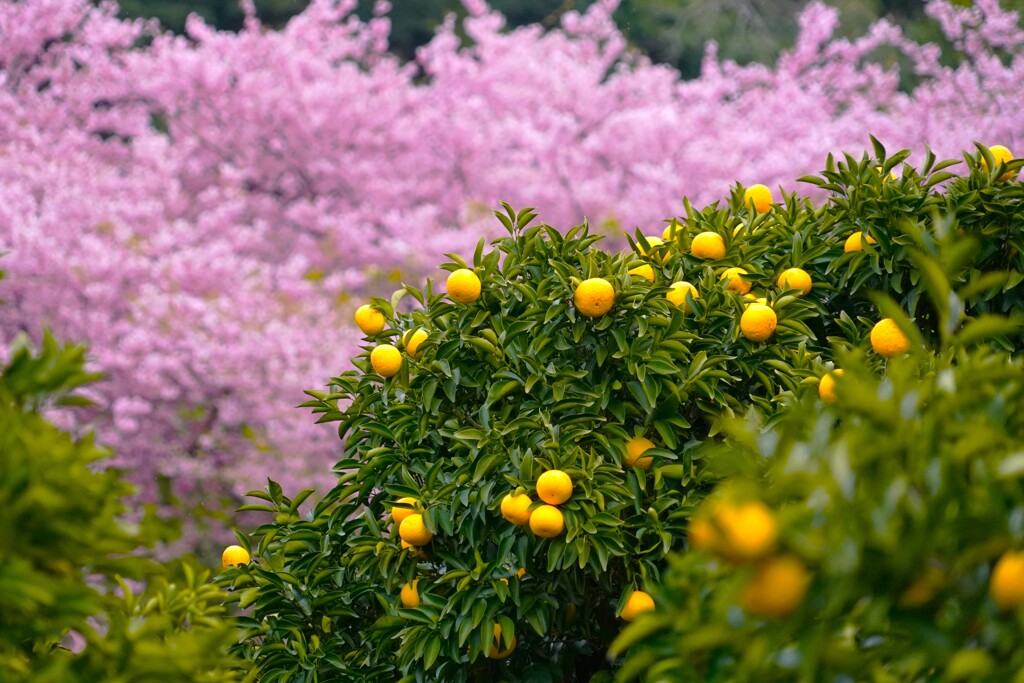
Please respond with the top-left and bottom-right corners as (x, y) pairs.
(215, 142), (1024, 681)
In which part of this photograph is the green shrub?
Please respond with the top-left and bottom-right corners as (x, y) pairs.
(225, 142), (1024, 681)
(0, 331), (252, 683)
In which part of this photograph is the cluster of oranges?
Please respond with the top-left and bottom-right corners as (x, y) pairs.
(356, 268), (482, 378)
(500, 469), (573, 539)
(688, 497), (811, 618)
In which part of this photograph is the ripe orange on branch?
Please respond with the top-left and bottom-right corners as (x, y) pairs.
(354, 304), (385, 336)
(537, 470), (573, 504)
(529, 505), (565, 538)
(446, 268), (481, 303)
(619, 590), (655, 621)
(740, 303), (777, 342)
(574, 278), (615, 317)
(690, 232), (726, 260)
(500, 492), (533, 525)
(399, 513), (433, 546)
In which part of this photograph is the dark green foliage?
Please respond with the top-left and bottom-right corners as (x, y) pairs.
(229, 142), (1024, 681)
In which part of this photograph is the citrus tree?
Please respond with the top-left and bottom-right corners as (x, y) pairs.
(611, 279), (1024, 682)
(222, 142), (1024, 680)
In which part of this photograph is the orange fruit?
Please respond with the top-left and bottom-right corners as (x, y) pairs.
(628, 264), (655, 282)
(720, 267), (751, 294)
(716, 501), (778, 560)
(574, 278), (615, 317)
(399, 513), (433, 546)
(487, 623), (516, 659)
(446, 268), (481, 304)
(981, 145), (1015, 180)
(619, 590), (655, 621)
(688, 517), (719, 552)
(844, 231), (877, 253)
(990, 551), (1024, 609)
(818, 370), (843, 404)
(638, 235), (668, 263)
(221, 545), (251, 568)
(500, 492), (533, 525)
(528, 505), (564, 538)
(740, 303), (777, 342)
(743, 184), (773, 213)
(536, 470), (573, 505)
(740, 555), (811, 617)
(666, 281), (699, 313)
(777, 267), (812, 297)
(402, 328), (429, 357)
(742, 293), (767, 308)
(391, 497), (418, 525)
(370, 344), (402, 378)
(400, 580), (420, 608)
(870, 318), (911, 358)
(354, 305), (385, 336)
(690, 232), (726, 260)
(623, 436), (655, 470)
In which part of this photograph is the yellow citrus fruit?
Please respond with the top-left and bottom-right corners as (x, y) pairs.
(844, 231), (878, 253)
(624, 436), (655, 470)
(688, 517), (719, 552)
(628, 264), (655, 282)
(662, 224), (680, 241)
(537, 470), (573, 504)
(529, 505), (564, 538)
(981, 144), (1015, 180)
(487, 623), (516, 659)
(720, 267), (751, 294)
(399, 513), (433, 546)
(744, 184), (773, 213)
(870, 318), (911, 358)
(666, 281), (699, 313)
(400, 539), (425, 557)
(818, 369), (843, 404)
(990, 551), (1024, 609)
(742, 293), (767, 308)
(740, 555), (811, 617)
(740, 303), (777, 342)
(221, 545), (250, 568)
(400, 580), (420, 608)
(638, 235), (668, 263)
(716, 501), (778, 560)
(446, 268), (481, 304)
(876, 165), (900, 182)
(402, 328), (429, 357)
(619, 590), (655, 621)
(500, 493), (533, 525)
(391, 497), (418, 525)
(370, 344), (402, 378)
(690, 232), (726, 260)
(354, 305), (385, 336)
(574, 278), (615, 317)
(777, 267), (812, 297)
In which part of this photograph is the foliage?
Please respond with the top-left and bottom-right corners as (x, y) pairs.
(225, 141), (1024, 681)
(0, 331), (250, 682)
(4, 0), (1024, 514)
(611, 284), (1024, 681)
